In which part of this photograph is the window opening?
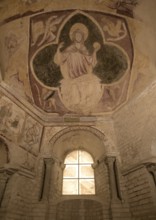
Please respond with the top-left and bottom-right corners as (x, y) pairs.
(62, 150), (95, 195)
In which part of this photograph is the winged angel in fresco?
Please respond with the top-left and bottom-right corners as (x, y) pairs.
(54, 23), (104, 112)
(102, 18), (127, 41)
(96, 0), (138, 17)
(31, 15), (64, 47)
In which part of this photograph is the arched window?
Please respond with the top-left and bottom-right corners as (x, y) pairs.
(62, 150), (95, 195)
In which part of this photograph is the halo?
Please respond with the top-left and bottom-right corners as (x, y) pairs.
(69, 23), (88, 41)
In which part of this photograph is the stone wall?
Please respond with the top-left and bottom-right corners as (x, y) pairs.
(124, 165), (156, 220)
(56, 199), (103, 220)
(114, 83), (156, 219)
(0, 111), (133, 220)
(0, 92), (43, 220)
(114, 83), (156, 169)
(0, 172), (35, 220)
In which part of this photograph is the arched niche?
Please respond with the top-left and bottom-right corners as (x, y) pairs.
(49, 126), (109, 162)
(43, 127), (111, 219)
(0, 138), (9, 167)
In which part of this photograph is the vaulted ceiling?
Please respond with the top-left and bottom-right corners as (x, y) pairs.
(0, 0), (156, 121)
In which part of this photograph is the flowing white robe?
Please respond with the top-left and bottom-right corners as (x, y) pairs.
(54, 43), (103, 113)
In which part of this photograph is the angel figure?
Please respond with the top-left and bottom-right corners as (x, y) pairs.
(31, 15), (64, 46)
(102, 18), (127, 41)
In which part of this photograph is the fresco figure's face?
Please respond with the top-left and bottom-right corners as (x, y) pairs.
(74, 31), (83, 43)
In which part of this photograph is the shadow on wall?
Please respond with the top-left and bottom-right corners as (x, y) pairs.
(0, 138), (9, 167)
(56, 199), (103, 220)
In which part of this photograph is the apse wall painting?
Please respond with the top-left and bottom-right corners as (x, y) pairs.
(0, 96), (25, 142)
(20, 115), (43, 155)
(1, 18), (33, 103)
(95, 0), (138, 18)
(29, 10), (133, 114)
(0, 95), (42, 155)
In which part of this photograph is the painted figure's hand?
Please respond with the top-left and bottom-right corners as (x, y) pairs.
(93, 42), (101, 52)
(58, 42), (64, 50)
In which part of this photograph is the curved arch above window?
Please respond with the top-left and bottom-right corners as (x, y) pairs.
(63, 150), (95, 195)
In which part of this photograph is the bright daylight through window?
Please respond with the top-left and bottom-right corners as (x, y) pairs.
(62, 150), (95, 195)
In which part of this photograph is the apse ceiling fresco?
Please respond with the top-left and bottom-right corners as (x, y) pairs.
(29, 10), (133, 114)
(0, 3), (136, 116)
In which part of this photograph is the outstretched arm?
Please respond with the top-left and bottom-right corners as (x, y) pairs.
(54, 42), (64, 65)
(92, 42), (101, 67)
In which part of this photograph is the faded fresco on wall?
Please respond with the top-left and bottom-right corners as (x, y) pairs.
(0, 96), (25, 142)
(29, 10), (133, 115)
(95, 0), (138, 18)
(0, 18), (33, 103)
(20, 115), (43, 155)
(0, 95), (42, 155)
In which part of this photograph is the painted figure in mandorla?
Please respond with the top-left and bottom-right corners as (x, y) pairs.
(54, 23), (103, 113)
